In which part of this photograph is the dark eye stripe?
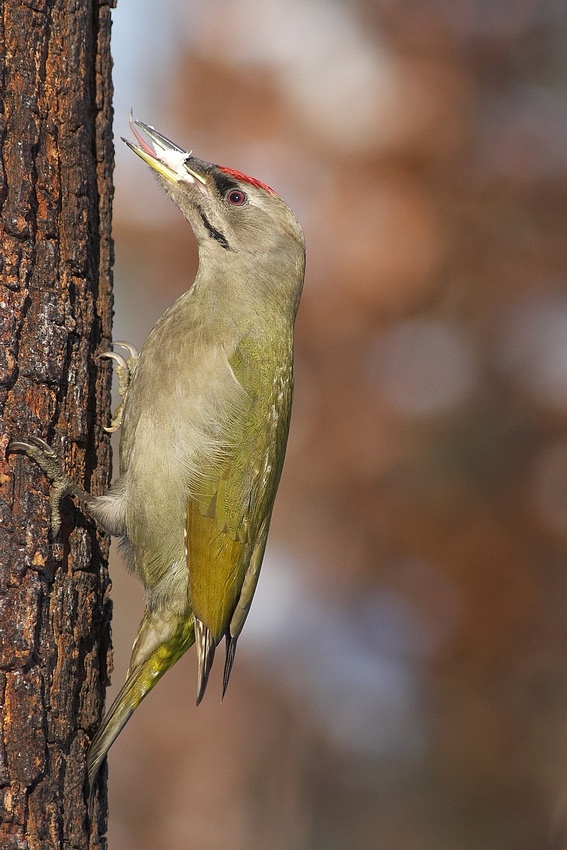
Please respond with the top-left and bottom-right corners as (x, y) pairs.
(211, 170), (241, 197)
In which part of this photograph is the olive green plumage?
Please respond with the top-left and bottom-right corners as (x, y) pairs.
(9, 118), (305, 799)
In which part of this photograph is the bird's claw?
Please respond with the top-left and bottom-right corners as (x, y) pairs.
(8, 436), (74, 534)
(98, 341), (139, 432)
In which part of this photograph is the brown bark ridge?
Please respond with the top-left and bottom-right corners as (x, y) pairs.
(0, 0), (116, 847)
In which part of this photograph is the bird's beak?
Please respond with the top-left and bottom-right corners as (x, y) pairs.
(122, 113), (209, 192)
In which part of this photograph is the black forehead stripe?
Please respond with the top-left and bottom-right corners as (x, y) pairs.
(211, 169), (240, 196)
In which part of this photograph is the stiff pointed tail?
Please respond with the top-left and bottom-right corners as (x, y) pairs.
(194, 617), (216, 705)
(222, 635), (238, 700)
(87, 669), (143, 799)
(87, 619), (195, 808)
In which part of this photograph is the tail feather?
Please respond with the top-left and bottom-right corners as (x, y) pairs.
(195, 616), (216, 705)
(222, 635), (238, 700)
(87, 617), (195, 807)
(87, 666), (147, 796)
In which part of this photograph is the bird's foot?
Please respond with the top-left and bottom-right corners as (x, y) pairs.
(98, 341), (139, 432)
(8, 436), (81, 534)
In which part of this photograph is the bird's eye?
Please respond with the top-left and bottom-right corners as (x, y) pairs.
(226, 189), (247, 206)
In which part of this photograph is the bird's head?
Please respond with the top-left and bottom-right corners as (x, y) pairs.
(123, 116), (305, 306)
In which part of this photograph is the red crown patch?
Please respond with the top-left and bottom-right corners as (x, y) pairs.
(218, 166), (275, 195)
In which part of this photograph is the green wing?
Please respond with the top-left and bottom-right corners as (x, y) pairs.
(186, 335), (293, 699)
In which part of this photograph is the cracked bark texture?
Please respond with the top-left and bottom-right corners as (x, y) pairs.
(0, 0), (115, 847)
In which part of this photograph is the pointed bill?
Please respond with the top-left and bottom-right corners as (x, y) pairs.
(122, 112), (208, 190)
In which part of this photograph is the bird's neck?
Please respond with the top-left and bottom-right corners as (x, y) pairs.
(190, 254), (299, 327)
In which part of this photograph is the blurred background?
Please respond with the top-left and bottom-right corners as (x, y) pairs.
(106, 1), (567, 847)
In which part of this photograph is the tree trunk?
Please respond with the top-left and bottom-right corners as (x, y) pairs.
(0, 1), (115, 847)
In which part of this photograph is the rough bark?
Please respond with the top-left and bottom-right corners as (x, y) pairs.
(0, 1), (115, 847)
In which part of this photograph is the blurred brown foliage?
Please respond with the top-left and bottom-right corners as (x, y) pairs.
(108, 1), (567, 848)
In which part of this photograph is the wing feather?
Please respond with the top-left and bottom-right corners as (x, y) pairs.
(186, 334), (293, 696)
